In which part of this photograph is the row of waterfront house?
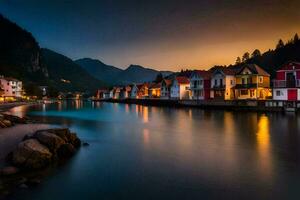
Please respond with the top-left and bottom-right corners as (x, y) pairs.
(96, 62), (300, 102)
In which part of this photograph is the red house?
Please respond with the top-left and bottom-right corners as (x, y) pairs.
(189, 70), (211, 100)
(273, 62), (300, 101)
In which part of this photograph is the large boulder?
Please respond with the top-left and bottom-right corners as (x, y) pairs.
(35, 131), (66, 153)
(2, 120), (12, 127)
(68, 133), (81, 149)
(48, 128), (71, 142)
(3, 114), (27, 124)
(57, 144), (76, 159)
(11, 139), (52, 169)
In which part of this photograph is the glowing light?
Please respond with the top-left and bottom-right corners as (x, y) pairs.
(143, 106), (149, 123)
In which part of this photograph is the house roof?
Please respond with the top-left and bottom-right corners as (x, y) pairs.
(149, 82), (161, 89)
(192, 70), (211, 79)
(162, 79), (172, 87)
(124, 86), (132, 92)
(237, 64), (270, 76)
(212, 68), (237, 76)
(277, 62), (300, 71)
(221, 68), (237, 75)
(175, 76), (190, 84)
(0, 77), (20, 82)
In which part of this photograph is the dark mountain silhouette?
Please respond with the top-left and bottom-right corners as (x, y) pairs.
(117, 64), (172, 84)
(75, 58), (122, 84)
(75, 58), (173, 85)
(0, 14), (106, 95)
(41, 49), (106, 93)
(0, 14), (48, 82)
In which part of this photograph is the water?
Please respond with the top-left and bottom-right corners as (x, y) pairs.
(6, 101), (300, 199)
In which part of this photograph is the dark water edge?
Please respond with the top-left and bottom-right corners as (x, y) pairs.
(3, 101), (300, 200)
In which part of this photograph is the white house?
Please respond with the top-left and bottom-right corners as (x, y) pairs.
(160, 79), (172, 99)
(189, 70), (211, 100)
(130, 84), (139, 98)
(170, 76), (190, 99)
(210, 68), (236, 100)
(0, 76), (23, 98)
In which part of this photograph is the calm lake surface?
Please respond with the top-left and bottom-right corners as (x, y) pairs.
(6, 101), (300, 199)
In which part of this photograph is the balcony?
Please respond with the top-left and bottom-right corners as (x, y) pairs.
(235, 83), (257, 89)
(212, 84), (225, 89)
(189, 85), (202, 90)
(273, 80), (300, 88)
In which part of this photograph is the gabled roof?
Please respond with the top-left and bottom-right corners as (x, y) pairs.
(123, 86), (132, 92)
(162, 79), (172, 87)
(191, 70), (211, 79)
(175, 76), (190, 84)
(212, 68), (236, 76)
(221, 68), (237, 75)
(277, 62), (300, 71)
(237, 64), (270, 76)
(149, 82), (161, 89)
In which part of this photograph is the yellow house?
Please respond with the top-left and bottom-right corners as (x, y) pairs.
(149, 82), (161, 98)
(235, 64), (271, 100)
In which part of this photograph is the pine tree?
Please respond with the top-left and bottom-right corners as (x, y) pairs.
(155, 73), (163, 83)
(235, 57), (241, 65)
(242, 52), (250, 62)
(276, 39), (284, 49)
(294, 33), (299, 43)
(251, 49), (261, 58)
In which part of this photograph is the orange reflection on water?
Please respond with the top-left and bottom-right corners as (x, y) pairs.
(142, 106), (149, 123)
(143, 128), (150, 145)
(125, 104), (129, 113)
(256, 115), (273, 179)
(8, 105), (28, 118)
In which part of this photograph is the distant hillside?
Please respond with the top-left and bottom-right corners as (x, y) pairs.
(117, 64), (172, 84)
(0, 14), (106, 95)
(75, 58), (122, 84)
(41, 49), (106, 92)
(75, 58), (173, 85)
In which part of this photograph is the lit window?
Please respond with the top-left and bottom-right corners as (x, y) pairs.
(259, 77), (263, 83)
(241, 90), (248, 95)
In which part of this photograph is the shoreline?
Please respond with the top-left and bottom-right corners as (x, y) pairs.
(94, 98), (291, 112)
(0, 101), (42, 112)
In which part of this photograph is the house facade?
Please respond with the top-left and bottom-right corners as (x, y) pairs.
(137, 83), (149, 99)
(112, 87), (121, 99)
(234, 64), (271, 100)
(120, 86), (131, 99)
(0, 76), (23, 98)
(149, 82), (161, 98)
(189, 70), (211, 100)
(160, 79), (172, 99)
(273, 62), (300, 101)
(210, 68), (236, 100)
(170, 76), (190, 99)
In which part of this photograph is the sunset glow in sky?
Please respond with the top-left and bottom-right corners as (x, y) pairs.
(1, 0), (300, 71)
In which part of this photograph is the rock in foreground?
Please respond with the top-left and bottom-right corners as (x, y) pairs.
(8, 128), (81, 170)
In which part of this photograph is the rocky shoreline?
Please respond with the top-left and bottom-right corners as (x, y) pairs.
(0, 113), (82, 199)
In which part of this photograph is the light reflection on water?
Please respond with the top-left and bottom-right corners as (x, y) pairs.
(7, 101), (300, 200)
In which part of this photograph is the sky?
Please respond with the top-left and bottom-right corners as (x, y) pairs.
(1, 0), (300, 71)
